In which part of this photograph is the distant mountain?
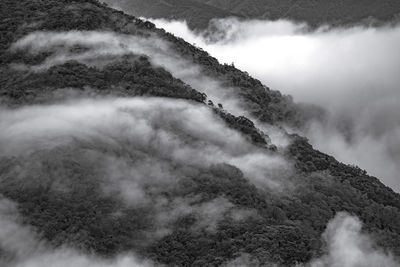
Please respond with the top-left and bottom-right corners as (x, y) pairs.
(103, 0), (240, 29)
(104, 0), (400, 28)
(202, 0), (400, 26)
(1, 0), (400, 266)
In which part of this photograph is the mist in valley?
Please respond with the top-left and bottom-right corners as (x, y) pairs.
(1, 1), (400, 264)
(0, 94), (396, 267)
(0, 97), (286, 266)
(152, 18), (400, 192)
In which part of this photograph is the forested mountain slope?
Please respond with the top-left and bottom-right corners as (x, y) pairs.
(201, 0), (400, 26)
(103, 0), (400, 29)
(0, 1), (400, 266)
(102, 0), (238, 29)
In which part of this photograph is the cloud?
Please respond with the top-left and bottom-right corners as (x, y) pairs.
(0, 198), (40, 261)
(0, 197), (155, 267)
(151, 18), (400, 191)
(154, 196), (256, 235)
(4, 23), (399, 265)
(0, 97), (289, 247)
(10, 31), (241, 113)
(12, 252), (155, 267)
(310, 212), (399, 267)
(0, 97), (290, 264)
(10, 30), (290, 147)
(0, 97), (288, 188)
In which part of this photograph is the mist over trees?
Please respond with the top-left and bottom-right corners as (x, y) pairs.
(153, 17), (400, 192)
(102, 0), (400, 29)
(0, 0), (400, 266)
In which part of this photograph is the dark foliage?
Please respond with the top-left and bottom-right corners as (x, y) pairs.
(103, 0), (400, 29)
(0, 0), (400, 266)
(0, 57), (205, 104)
(155, 28), (324, 128)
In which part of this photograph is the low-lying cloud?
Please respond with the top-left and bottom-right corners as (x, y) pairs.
(0, 97), (287, 189)
(0, 198), (155, 267)
(4, 194), (395, 266)
(0, 97), (289, 264)
(310, 212), (399, 267)
(11, 31), (243, 116)
(220, 212), (400, 266)
(152, 18), (400, 191)
(10, 30), (290, 147)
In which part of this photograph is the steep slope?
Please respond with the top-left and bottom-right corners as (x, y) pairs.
(1, 0), (400, 266)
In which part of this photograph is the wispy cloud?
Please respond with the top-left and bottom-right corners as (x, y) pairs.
(310, 212), (399, 267)
(152, 18), (400, 191)
(0, 198), (155, 267)
(10, 30), (291, 147)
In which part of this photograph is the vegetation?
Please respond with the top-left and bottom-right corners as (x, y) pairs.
(102, 0), (236, 30)
(0, 57), (206, 104)
(102, 0), (400, 29)
(156, 28), (324, 128)
(0, 0), (400, 266)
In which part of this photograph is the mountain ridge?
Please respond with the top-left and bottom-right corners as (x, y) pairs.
(103, 0), (241, 29)
(102, 0), (400, 29)
(0, 0), (400, 266)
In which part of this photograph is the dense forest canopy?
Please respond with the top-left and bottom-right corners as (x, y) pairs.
(102, 0), (400, 29)
(0, 0), (399, 266)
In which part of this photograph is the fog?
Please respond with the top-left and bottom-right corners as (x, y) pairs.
(3, 15), (399, 265)
(0, 198), (155, 267)
(152, 18), (400, 191)
(310, 212), (399, 267)
(10, 30), (290, 147)
(11, 31), (243, 115)
(0, 96), (286, 214)
(0, 97), (289, 265)
(0, 97), (288, 189)
(220, 212), (400, 266)
(3, 192), (397, 266)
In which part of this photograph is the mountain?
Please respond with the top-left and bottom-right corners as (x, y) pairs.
(1, 0), (400, 266)
(201, 0), (400, 26)
(102, 0), (239, 29)
(103, 0), (400, 28)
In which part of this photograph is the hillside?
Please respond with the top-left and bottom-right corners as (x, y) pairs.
(1, 0), (400, 266)
(103, 0), (400, 29)
(201, 0), (400, 26)
(102, 0), (238, 29)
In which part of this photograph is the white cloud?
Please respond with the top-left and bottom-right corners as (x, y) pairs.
(10, 30), (290, 148)
(0, 198), (154, 267)
(0, 97), (287, 265)
(152, 18), (400, 191)
(0, 97), (288, 189)
(310, 212), (399, 267)
(0, 96), (292, 242)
